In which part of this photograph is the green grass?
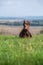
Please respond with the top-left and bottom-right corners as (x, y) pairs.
(0, 34), (43, 65)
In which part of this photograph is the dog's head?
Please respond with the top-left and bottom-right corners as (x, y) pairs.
(23, 20), (30, 30)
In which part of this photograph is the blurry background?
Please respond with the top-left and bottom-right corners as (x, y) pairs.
(0, 0), (43, 17)
(0, 0), (43, 35)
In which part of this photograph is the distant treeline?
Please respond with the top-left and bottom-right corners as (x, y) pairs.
(0, 20), (43, 26)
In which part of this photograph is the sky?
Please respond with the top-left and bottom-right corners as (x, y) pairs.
(0, 0), (43, 17)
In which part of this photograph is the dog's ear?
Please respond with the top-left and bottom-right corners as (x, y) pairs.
(23, 20), (25, 26)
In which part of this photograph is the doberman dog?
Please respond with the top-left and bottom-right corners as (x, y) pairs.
(19, 20), (32, 38)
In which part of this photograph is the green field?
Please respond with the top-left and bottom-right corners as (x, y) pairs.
(0, 34), (43, 65)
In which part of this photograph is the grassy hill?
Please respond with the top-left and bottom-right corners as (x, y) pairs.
(0, 34), (43, 65)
